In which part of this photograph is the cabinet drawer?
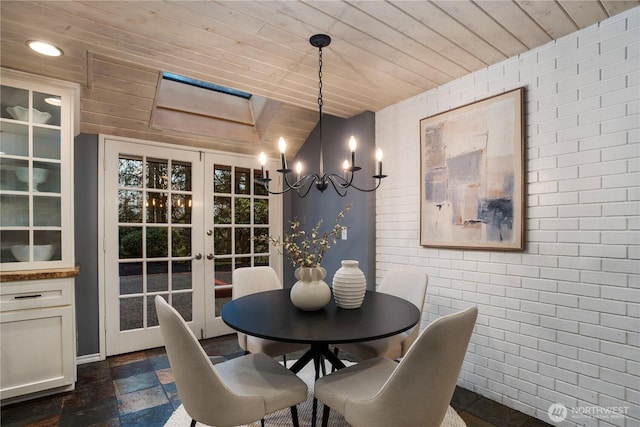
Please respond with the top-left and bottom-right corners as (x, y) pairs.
(0, 278), (73, 311)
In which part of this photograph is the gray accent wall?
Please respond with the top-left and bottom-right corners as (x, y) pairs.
(74, 133), (100, 356)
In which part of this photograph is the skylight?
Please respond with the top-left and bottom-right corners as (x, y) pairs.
(161, 72), (251, 99)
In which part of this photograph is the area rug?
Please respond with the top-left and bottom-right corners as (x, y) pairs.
(164, 360), (349, 426)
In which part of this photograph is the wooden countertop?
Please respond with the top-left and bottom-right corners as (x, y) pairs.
(0, 266), (80, 282)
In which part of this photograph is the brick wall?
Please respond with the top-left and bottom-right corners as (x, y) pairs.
(375, 8), (639, 427)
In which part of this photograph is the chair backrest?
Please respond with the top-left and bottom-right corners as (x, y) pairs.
(351, 306), (478, 427)
(231, 266), (283, 350)
(378, 268), (428, 353)
(154, 296), (263, 425)
(232, 266), (282, 299)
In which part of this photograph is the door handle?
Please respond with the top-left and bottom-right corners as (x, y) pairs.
(206, 253), (214, 260)
(193, 253), (203, 260)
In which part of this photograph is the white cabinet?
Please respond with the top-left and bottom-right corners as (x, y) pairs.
(0, 68), (78, 271)
(0, 278), (76, 400)
(0, 69), (79, 401)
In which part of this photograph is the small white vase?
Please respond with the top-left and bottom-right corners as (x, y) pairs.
(290, 266), (332, 311)
(332, 260), (366, 309)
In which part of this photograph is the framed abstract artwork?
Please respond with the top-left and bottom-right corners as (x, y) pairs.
(420, 88), (525, 250)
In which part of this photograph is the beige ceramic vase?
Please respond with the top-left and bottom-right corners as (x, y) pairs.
(290, 266), (332, 311)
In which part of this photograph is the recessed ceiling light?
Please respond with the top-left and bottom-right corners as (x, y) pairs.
(45, 97), (62, 106)
(26, 40), (63, 57)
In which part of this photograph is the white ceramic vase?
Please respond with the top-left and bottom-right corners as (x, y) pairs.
(332, 260), (366, 309)
(290, 266), (332, 311)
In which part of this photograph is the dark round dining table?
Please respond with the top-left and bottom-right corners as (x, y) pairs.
(221, 289), (420, 374)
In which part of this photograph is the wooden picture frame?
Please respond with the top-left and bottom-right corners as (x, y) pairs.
(420, 88), (525, 250)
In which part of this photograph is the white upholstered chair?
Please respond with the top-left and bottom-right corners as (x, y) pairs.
(315, 306), (478, 427)
(232, 266), (307, 363)
(335, 268), (428, 360)
(155, 296), (307, 427)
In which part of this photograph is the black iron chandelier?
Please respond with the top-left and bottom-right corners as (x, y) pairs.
(257, 34), (387, 198)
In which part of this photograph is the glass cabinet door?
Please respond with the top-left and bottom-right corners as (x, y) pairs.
(0, 74), (73, 269)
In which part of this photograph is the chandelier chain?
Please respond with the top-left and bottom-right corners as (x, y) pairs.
(317, 46), (324, 176)
(317, 47), (323, 108)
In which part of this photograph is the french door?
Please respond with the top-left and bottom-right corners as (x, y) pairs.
(203, 151), (279, 336)
(102, 137), (280, 356)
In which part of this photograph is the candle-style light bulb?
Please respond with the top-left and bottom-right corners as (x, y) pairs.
(278, 137), (287, 170)
(295, 161), (302, 181)
(343, 159), (350, 179)
(348, 136), (357, 152)
(376, 148), (383, 176)
(259, 152), (267, 178)
(348, 136), (357, 168)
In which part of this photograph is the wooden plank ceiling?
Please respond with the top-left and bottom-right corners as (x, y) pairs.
(1, 1), (638, 159)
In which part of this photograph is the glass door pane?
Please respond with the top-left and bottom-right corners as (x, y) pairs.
(117, 155), (195, 330)
(210, 162), (273, 318)
(0, 84), (64, 265)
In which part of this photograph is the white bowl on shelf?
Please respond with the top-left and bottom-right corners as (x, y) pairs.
(15, 167), (49, 191)
(6, 106), (52, 124)
(10, 244), (55, 262)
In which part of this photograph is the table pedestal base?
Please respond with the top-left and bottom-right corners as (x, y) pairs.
(289, 343), (346, 427)
(289, 343), (345, 374)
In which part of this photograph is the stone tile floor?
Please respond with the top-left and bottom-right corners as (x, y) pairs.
(1, 334), (552, 427)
